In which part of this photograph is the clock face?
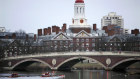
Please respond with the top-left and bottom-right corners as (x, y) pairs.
(80, 19), (84, 23)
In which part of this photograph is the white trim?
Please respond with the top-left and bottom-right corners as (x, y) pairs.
(51, 32), (72, 40)
(75, 30), (90, 37)
(2, 52), (140, 60)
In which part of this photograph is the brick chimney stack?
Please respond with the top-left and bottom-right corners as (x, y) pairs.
(12, 33), (16, 39)
(62, 23), (67, 32)
(44, 28), (48, 35)
(34, 34), (36, 41)
(52, 26), (57, 32)
(38, 29), (42, 36)
(131, 29), (139, 35)
(48, 27), (51, 35)
(26, 34), (28, 40)
(102, 26), (108, 33)
(5, 35), (9, 39)
(56, 26), (60, 34)
(93, 24), (97, 31)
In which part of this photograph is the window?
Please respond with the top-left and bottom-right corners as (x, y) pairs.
(92, 43), (95, 47)
(124, 44), (126, 46)
(60, 41), (63, 44)
(54, 41), (57, 44)
(80, 8), (81, 13)
(114, 43), (116, 46)
(76, 43), (79, 46)
(86, 43), (89, 47)
(86, 39), (89, 42)
(82, 43), (84, 47)
(81, 39), (84, 42)
(118, 44), (120, 46)
(77, 7), (78, 13)
(70, 43), (73, 47)
(10, 52), (12, 56)
(106, 17), (108, 19)
(65, 41), (68, 45)
(92, 39), (95, 42)
(76, 39), (79, 42)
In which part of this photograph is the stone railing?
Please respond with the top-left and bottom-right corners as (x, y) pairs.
(1, 51), (140, 60)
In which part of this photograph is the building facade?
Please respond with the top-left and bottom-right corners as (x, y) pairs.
(101, 12), (124, 29)
(1, 0), (140, 58)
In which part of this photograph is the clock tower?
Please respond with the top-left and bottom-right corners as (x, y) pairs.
(69, 0), (91, 33)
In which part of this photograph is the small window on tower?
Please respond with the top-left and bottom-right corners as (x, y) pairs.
(77, 7), (78, 13)
(80, 8), (81, 13)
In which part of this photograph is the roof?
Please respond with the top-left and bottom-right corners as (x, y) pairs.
(75, 30), (91, 38)
(51, 32), (72, 40)
(75, 0), (84, 3)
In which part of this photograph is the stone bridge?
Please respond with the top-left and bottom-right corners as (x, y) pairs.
(0, 52), (140, 71)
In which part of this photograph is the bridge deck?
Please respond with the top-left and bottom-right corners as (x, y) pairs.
(1, 52), (140, 60)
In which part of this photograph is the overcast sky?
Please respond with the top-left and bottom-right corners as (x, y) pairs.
(0, 0), (140, 34)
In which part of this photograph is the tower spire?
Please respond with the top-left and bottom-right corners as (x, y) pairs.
(75, 0), (84, 3)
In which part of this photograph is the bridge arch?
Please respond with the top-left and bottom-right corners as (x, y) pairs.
(111, 58), (140, 70)
(56, 56), (106, 70)
(12, 58), (52, 71)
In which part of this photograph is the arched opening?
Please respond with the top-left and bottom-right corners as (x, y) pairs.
(56, 57), (106, 71)
(112, 58), (140, 71)
(12, 59), (52, 71)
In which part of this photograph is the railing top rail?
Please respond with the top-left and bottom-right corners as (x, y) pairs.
(1, 51), (140, 60)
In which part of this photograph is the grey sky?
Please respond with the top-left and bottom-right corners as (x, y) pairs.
(0, 0), (140, 33)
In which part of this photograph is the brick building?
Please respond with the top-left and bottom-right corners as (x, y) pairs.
(1, 0), (140, 58)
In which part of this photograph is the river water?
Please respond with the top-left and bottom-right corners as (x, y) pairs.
(0, 70), (140, 79)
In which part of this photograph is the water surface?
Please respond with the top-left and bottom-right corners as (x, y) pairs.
(0, 70), (140, 79)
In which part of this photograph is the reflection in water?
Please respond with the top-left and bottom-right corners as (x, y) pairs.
(90, 72), (92, 79)
(0, 70), (140, 79)
(107, 71), (109, 79)
(79, 71), (80, 79)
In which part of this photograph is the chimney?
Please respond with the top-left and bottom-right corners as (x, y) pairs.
(12, 33), (16, 39)
(52, 26), (57, 32)
(62, 23), (67, 32)
(38, 29), (42, 36)
(34, 34), (36, 41)
(56, 26), (60, 34)
(102, 26), (108, 33)
(93, 24), (97, 31)
(5, 35), (9, 39)
(26, 34), (28, 40)
(44, 28), (48, 35)
(133, 29), (139, 35)
(48, 27), (51, 35)
(131, 30), (134, 34)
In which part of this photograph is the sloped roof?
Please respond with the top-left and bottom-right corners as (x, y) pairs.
(51, 32), (72, 40)
(75, 30), (90, 38)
